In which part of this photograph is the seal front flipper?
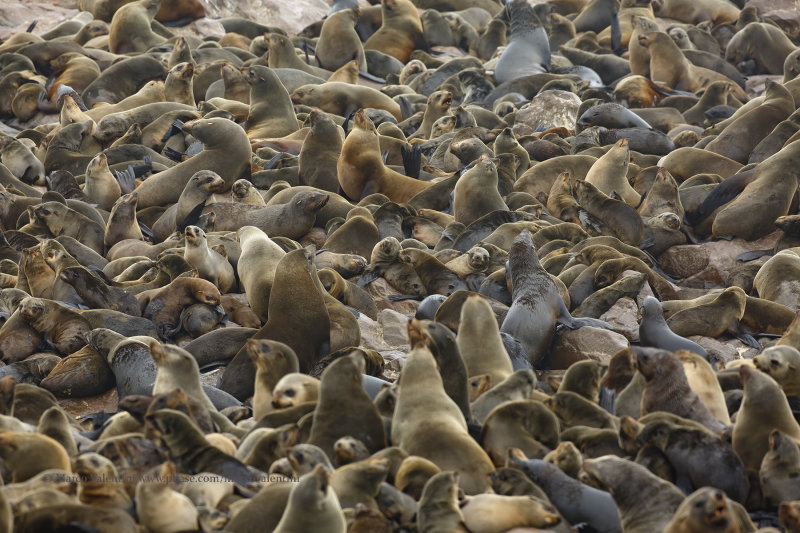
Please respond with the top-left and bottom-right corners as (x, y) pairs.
(609, 6), (621, 53)
(556, 299), (613, 331)
(737, 250), (772, 262)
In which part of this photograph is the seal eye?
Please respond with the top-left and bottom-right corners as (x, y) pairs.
(285, 389), (295, 397)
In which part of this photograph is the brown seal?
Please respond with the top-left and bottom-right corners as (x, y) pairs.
(219, 247), (330, 400)
(309, 354), (386, 459)
(733, 364), (800, 472)
(242, 65), (300, 139)
(662, 488), (741, 533)
(291, 83), (403, 121)
(18, 296), (91, 355)
(108, 0), (165, 54)
(712, 138), (800, 240)
(137, 277), (221, 340)
(453, 157), (507, 226)
(134, 118), (251, 209)
(392, 345), (494, 494)
(364, 0), (426, 63)
(636, 347), (726, 433)
(315, 8), (367, 71)
(236, 225), (286, 322)
(337, 110), (431, 202)
(298, 110), (343, 193)
(183, 225), (235, 293)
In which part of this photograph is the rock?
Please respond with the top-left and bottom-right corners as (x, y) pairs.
(549, 326), (630, 370)
(168, 17), (226, 40)
(379, 308), (412, 347)
(358, 311), (411, 354)
(658, 231), (782, 286)
(688, 336), (741, 366)
(514, 90), (581, 132)
(58, 388), (118, 422)
(200, 0), (330, 35)
(600, 297), (640, 343)
(380, 350), (406, 381)
(765, 9), (800, 39)
(364, 278), (420, 315)
(0, 2), (78, 40)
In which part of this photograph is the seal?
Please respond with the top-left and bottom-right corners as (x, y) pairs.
(203, 190), (330, 239)
(104, 192), (144, 249)
(753, 345), (800, 396)
(500, 229), (610, 366)
(636, 347), (725, 433)
(309, 354), (385, 459)
(242, 65), (299, 139)
(236, 225), (286, 322)
(183, 225), (235, 293)
(508, 453), (623, 533)
(704, 81), (794, 164)
(758, 429), (800, 507)
(274, 464), (346, 533)
(364, 0), (426, 63)
(712, 139), (800, 240)
(574, 180), (644, 246)
(291, 83), (403, 121)
(138, 277), (221, 340)
(59, 266), (140, 316)
(416, 471), (469, 532)
(337, 110), (431, 202)
(579, 455), (685, 533)
(135, 464), (199, 533)
(219, 247), (330, 399)
(133, 118), (251, 209)
(272, 373), (320, 408)
(733, 364), (800, 472)
(636, 414), (748, 502)
(494, 0), (550, 84)
(584, 139), (640, 207)
(391, 344), (494, 494)
(144, 408), (262, 485)
(315, 8), (367, 71)
(638, 296), (709, 359)
(298, 109), (344, 193)
(662, 488), (740, 533)
(18, 296), (91, 355)
(231, 179), (266, 206)
(480, 399), (559, 465)
(151, 170), (226, 241)
(453, 157), (507, 226)
(108, 0), (165, 54)
(456, 293), (514, 385)
(0, 431), (72, 482)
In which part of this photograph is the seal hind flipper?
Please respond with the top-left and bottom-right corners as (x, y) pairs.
(139, 222), (156, 242)
(174, 201), (205, 233)
(599, 387), (616, 415)
(114, 167), (136, 194)
(691, 168), (757, 226)
(556, 298), (613, 331)
(5, 230), (39, 251)
(358, 71), (386, 84)
(160, 119), (185, 144)
(356, 268), (383, 286)
(163, 147), (185, 162)
(263, 151), (284, 170)
(397, 96), (413, 121)
(400, 144), (421, 179)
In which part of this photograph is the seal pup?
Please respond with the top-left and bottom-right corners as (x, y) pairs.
(500, 229), (610, 366)
(273, 464), (346, 533)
